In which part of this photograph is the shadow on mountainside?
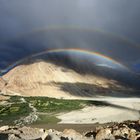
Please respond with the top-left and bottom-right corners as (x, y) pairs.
(36, 81), (140, 112)
(22, 53), (140, 90)
(51, 82), (140, 98)
(53, 81), (140, 112)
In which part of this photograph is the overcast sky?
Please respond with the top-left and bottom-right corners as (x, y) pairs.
(0, 0), (140, 43)
(0, 0), (140, 74)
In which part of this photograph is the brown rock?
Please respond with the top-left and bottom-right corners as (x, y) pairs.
(120, 127), (129, 137)
(138, 120), (140, 125)
(128, 129), (137, 140)
(95, 128), (115, 140)
(136, 135), (140, 140)
(62, 129), (91, 140)
(113, 129), (121, 137)
(62, 129), (82, 138)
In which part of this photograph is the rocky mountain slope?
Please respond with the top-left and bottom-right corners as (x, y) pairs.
(0, 60), (133, 99)
(0, 60), (134, 99)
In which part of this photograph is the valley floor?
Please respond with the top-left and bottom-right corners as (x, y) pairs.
(0, 95), (140, 130)
(57, 101), (140, 124)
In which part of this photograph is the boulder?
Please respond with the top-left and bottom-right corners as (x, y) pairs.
(95, 128), (115, 140)
(0, 125), (9, 132)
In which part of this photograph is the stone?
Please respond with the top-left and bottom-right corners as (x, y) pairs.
(120, 127), (129, 137)
(95, 128), (115, 140)
(61, 129), (92, 140)
(62, 129), (82, 139)
(0, 125), (9, 132)
(0, 120), (140, 140)
(138, 120), (140, 125)
(8, 134), (21, 140)
(46, 133), (60, 140)
(41, 132), (48, 140)
(128, 129), (137, 140)
(113, 129), (121, 137)
(85, 131), (96, 139)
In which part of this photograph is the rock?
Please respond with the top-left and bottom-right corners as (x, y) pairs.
(95, 128), (115, 140)
(0, 125), (9, 132)
(85, 131), (96, 139)
(113, 129), (121, 137)
(8, 134), (21, 140)
(63, 129), (81, 136)
(120, 127), (130, 138)
(61, 129), (92, 140)
(138, 120), (140, 125)
(46, 133), (60, 140)
(95, 126), (104, 132)
(128, 129), (137, 140)
(60, 136), (69, 140)
(45, 135), (52, 140)
(41, 132), (48, 140)
(48, 129), (61, 136)
(137, 135), (140, 140)
(62, 129), (82, 139)
(39, 128), (45, 133)
(0, 120), (140, 140)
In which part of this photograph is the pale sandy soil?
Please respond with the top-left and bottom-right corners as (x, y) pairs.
(57, 101), (140, 124)
(0, 95), (9, 101)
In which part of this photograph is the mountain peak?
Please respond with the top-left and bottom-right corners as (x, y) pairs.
(0, 60), (135, 99)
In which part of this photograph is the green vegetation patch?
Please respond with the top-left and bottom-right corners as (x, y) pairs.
(34, 114), (61, 124)
(0, 103), (31, 125)
(9, 96), (21, 103)
(0, 95), (109, 125)
(9, 96), (108, 113)
(25, 96), (89, 113)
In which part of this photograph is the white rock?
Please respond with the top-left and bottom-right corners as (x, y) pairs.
(0, 126), (9, 131)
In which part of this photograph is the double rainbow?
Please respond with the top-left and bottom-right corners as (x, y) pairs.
(0, 48), (129, 75)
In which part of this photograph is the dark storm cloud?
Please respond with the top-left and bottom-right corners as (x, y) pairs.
(0, 0), (140, 43)
(0, 0), (140, 75)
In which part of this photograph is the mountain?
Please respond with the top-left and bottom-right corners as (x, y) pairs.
(0, 77), (6, 92)
(0, 59), (136, 99)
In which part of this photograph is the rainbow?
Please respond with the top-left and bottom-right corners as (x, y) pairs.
(0, 26), (138, 74)
(0, 48), (129, 75)
(32, 48), (128, 68)
(21, 25), (139, 48)
(0, 26), (138, 49)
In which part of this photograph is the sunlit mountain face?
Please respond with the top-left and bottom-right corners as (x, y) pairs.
(0, 1), (140, 91)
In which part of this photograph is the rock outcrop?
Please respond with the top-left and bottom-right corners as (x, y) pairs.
(85, 120), (140, 140)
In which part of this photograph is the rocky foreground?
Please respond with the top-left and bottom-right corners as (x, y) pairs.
(0, 120), (140, 140)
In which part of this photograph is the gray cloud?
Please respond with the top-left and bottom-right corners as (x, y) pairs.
(0, 0), (140, 43)
(0, 0), (140, 77)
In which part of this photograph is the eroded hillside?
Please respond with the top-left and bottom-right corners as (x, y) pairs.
(0, 60), (134, 99)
